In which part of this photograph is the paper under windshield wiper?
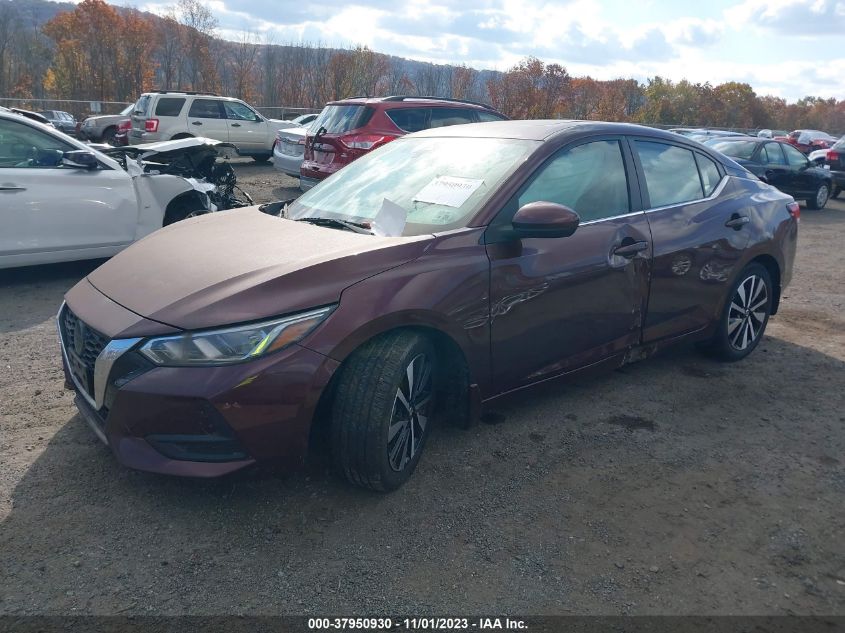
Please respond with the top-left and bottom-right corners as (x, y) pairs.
(295, 217), (373, 235)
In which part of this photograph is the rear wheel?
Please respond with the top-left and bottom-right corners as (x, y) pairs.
(102, 126), (117, 144)
(701, 263), (773, 362)
(252, 155), (271, 163)
(331, 331), (437, 492)
(806, 183), (830, 210)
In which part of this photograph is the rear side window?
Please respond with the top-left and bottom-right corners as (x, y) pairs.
(311, 105), (374, 133)
(155, 98), (186, 117)
(188, 99), (222, 119)
(478, 111), (507, 122)
(762, 143), (786, 165)
(517, 140), (630, 222)
(695, 153), (722, 196)
(429, 108), (475, 128)
(386, 108), (429, 133)
(635, 141), (703, 207)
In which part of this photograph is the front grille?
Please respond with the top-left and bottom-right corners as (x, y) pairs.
(60, 306), (110, 400)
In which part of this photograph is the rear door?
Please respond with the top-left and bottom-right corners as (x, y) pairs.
(222, 100), (268, 153)
(186, 98), (229, 142)
(631, 139), (750, 342)
(0, 117), (137, 265)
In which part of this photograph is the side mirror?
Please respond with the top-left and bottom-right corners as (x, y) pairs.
(512, 201), (580, 239)
(62, 150), (98, 169)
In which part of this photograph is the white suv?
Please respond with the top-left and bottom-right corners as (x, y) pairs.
(129, 91), (287, 162)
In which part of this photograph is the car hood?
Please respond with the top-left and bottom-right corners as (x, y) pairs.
(85, 207), (432, 331)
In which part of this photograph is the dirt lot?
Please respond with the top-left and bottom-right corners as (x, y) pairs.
(0, 160), (843, 616)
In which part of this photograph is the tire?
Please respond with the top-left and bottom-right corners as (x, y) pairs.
(171, 133), (193, 140)
(701, 263), (773, 362)
(252, 155), (271, 163)
(806, 183), (830, 210)
(832, 186), (841, 200)
(163, 196), (208, 226)
(102, 126), (117, 145)
(331, 331), (437, 491)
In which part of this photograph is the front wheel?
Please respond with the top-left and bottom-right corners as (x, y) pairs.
(806, 184), (830, 210)
(331, 331), (437, 491)
(252, 155), (271, 163)
(701, 263), (773, 362)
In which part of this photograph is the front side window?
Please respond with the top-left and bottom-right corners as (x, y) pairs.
(762, 143), (786, 165)
(783, 144), (808, 166)
(429, 108), (476, 128)
(224, 101), (259, 121)
(0, 118), (74, 168)
(288, 136), (538, 236)
(635, 141), (704, 207)
(188, 99), (222, 119)
(156, 98), (186, 117)
(517, 140), (631, 222)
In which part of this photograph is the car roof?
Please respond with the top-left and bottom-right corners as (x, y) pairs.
(328, 96), (494, 110)
(407, 119), (690, 142)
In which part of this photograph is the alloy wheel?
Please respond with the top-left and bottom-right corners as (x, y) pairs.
(387, 353), (433, 472)
(727, 274), (768, 351)
(816, 185), (829, 208)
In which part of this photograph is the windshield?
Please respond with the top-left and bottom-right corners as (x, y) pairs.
(288, 136), (539, 236)
(706, 139), (758, 160)
(311, 105), (373, 134)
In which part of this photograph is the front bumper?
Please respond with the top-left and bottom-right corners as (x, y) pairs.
(59, 290), (339, 477)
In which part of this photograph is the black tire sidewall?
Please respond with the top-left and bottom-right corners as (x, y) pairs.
(808, 184), (829, 209)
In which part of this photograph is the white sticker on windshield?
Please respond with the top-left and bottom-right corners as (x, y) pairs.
(413, 176), (484, 208)
(372, 198), (408, 237)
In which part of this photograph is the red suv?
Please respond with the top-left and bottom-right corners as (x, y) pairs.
(299, 96), (507, 190)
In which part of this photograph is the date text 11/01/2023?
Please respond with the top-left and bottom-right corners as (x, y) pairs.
(307, 617), (528, 630)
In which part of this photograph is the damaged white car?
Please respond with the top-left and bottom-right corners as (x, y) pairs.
(0, 109), (252, 269)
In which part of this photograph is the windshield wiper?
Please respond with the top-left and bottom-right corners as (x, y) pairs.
(295, 217), (373, 235)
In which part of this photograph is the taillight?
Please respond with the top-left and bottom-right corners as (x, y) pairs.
(145, 118), (159, 133)
(827, 150), (840, 161)
(787, 201), (800, 221)
(338, 134), (395, 150)
(296, 138), (306, 145)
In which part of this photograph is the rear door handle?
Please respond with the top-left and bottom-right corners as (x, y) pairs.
(191, 121), (203, 126)
(725, 214), (750, 229)
(612, 240), (648, 258)
(0, 186), (25, 192)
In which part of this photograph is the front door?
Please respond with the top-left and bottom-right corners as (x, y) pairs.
(223, 101), (268, 153)
(486, 137), (652, 392)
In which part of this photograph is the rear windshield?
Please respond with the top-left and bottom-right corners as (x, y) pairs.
(833, 136), (845, 150)
(312, 105), (374, 134)
(156, 98), (186, 117)
(707, 140), (758, 160)
(134, 95), (151, 116)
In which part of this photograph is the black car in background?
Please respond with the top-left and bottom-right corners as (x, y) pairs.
(706, 137), (833, 209)
(823, 136), (844, 199)
(38, 110), (77, 135)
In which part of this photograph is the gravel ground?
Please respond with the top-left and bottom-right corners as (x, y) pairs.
(0, 160), (843, 616)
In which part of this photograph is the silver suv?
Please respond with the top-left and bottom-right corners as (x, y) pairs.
(129, 91), (287, 161)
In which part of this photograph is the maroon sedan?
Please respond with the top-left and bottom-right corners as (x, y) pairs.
(59, 120), (798, 491)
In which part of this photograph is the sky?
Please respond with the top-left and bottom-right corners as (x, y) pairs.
(121, 0), (844, 102)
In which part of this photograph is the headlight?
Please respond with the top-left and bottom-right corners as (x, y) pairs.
(138, 305), (334, 366)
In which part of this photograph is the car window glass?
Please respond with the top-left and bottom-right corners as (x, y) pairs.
(517, 140), (630, 222)
(783, 144), (808, 166)
(311, 105), (374, 133)
(695, 153), (722, 196)
(635, 141), (704, 207)
(0, 118), (74, 168)
(477, 111), (507, 122)
(223, 101), (258, 121)
(386, 108), (429, 132)
(188, 99), (222, 119)
(763, 143), (787, 165)
(156, 98), (186, 117)
(429, 108), (476, 128)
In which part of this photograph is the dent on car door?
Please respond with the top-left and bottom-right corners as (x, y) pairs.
(631, 139), (751, 342)
(0, 118), (137, 264)
(485, 138), (652, 392)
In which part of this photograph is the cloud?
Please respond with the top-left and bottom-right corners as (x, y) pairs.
(728, 0), (845, 36)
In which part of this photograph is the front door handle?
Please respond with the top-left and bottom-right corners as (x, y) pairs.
(191, 121), (203, 126)
(0, 186), (25, 192)
(231, 123), (241, 127)
(612, 240), (648, 258)
(725, 214), (750, 229)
